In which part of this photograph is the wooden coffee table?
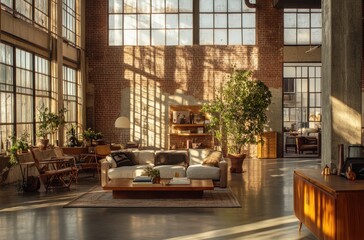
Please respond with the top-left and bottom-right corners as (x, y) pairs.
(103, 179), (214, 199)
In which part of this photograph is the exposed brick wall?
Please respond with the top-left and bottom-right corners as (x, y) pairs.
(85, 1), (283, 149)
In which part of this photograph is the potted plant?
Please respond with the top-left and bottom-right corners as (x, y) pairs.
(82, 128), (103, 146)
(144, 167), (161, 184)
(202, 68), (272, 172)
(8, 131), (30, 165)
(36, 105), (67, 149)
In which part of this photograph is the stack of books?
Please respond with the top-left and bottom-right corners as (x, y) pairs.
(169, 177), (191, 185)
(133, 176), (152, 184)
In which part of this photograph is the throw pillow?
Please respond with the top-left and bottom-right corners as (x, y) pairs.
(110, 152), (135, 167)
(202, 151), (222, 167)
(154, 152), (188, 166)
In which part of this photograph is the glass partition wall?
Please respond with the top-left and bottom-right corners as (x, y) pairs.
(283, 63), (321, 157)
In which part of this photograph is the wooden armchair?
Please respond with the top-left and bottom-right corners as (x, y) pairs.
(30, 149), (77, 192)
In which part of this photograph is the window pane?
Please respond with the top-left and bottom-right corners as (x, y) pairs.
(179, 0), (192, 12)
(215, 14), (227, 28)
(228, 14), (241, 28)
(297, 29), (310, 44)
(200, 0), (213, 12)
(284, 29), (297, 45)
(200, 29), (213, 45)
(152, 29), (165, 45)
(179, 14), (192, 28)
(109, 0), (123, 13)
(124, 30), (137, 45)
(152, 0), (165, 13)
(124, 0), (137, 13)
(138, 14), (150, 28)
(179, 29), (192, 45)
(215, 0), (227, 12)
(243, 13), (255, 28)
(166, 14), (178, 28)
(311, 13), (321, 28)
(109, 30), (123, 45)
(311, 29), (322, 44)
(166, 29), (178, 45)
(138, 30), (150, 45)
(243, 29), (255, 45)
(137, 0), (150, 13)
(284, 13), (296, 28)
(200, 14), (213, 28)
(166, 0), (178, 12)
(109, 14), (123, 29)
(124, 14), (137, 29)
(228, 29), (242, 45)
(214, 29), (227, 45)
(152, 14), (165, 28)
(297, 14), (309, 28)
(228, 0), (241, 12)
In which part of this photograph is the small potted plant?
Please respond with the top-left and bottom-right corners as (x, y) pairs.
(8, 131), (30, 165)
(144, 167), (161, 184)
(36, 105), (67, 149)
(82, 128), (103, 146)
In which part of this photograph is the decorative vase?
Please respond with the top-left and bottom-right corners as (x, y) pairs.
(228, 153), (246, 173)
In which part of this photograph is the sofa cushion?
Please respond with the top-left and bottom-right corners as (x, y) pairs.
(186, 165), (220, 180)
(202, 151), (222, 167)
(154, 150), (188, 166)
(131, 150), (155, 165)
(106, 151), (136, 168)
(188, 149), (212, 165)
(112, 152), (135, 167)
(108, 164), (152, 179)
(153, 165), (186, 178)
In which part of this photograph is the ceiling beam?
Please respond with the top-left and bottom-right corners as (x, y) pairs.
(273, 0), (321, 9)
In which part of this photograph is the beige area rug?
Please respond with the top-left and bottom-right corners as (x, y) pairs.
(64, 186), (241, 208)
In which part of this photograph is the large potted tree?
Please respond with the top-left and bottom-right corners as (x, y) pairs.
(202, 68), (272, 173)
(37, 106), (67, 149)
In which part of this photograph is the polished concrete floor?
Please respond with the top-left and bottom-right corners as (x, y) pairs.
(0, 158), (320, 240)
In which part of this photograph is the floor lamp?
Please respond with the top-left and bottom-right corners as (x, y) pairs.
(115, 116), (130, 148)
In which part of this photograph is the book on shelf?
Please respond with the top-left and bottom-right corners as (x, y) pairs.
(169, 177), (191, 185)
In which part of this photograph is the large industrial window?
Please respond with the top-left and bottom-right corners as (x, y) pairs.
(0, 42), (52, 146)
(1, 0), (49, 29)
(108, 0), (256, 46)
(283, 63), (321, 132)
(199, 0), (256, 45)
(63, 0), (77, 44)
(284, 9), (321, 45)
(109, 0), (193, 46)
(0, 43), (15, 146)
(63, 65), (81, 141)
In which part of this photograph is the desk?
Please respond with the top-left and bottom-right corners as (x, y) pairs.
(294, 169), (364, 240)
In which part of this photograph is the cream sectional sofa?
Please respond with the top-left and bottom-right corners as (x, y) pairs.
(101, 149), (228, 188)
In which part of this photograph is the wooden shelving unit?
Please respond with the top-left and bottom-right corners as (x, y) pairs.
(169, 105), (213, 149)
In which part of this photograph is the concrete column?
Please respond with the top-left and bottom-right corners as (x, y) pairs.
(321, 0), (362, 166)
